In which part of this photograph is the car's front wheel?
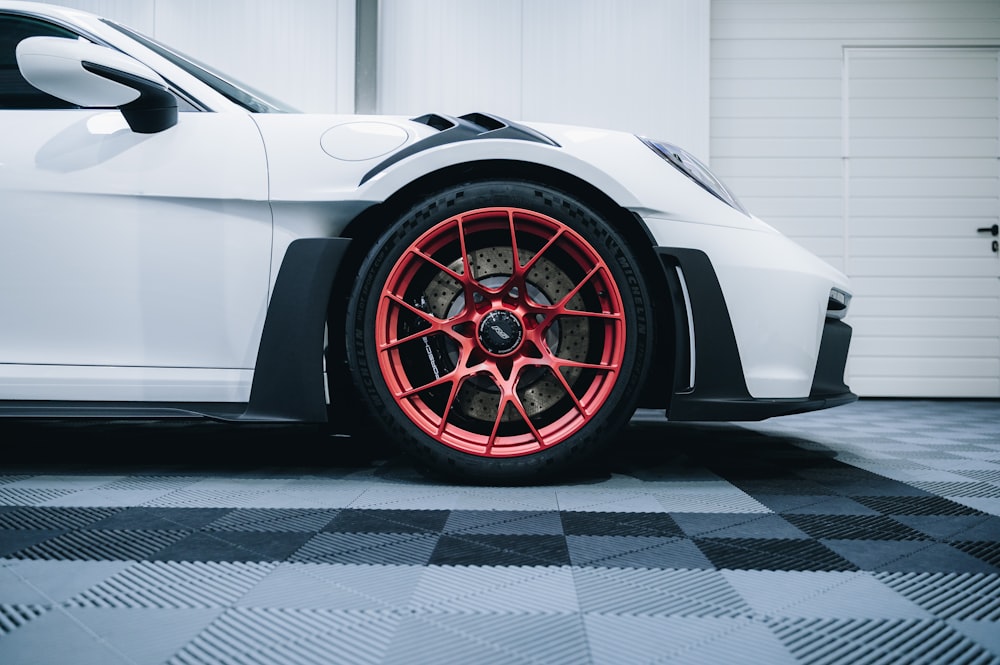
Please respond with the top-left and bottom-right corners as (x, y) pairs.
(347, 181), (650, 483)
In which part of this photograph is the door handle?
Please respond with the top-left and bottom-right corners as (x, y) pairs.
(978, 223), (999, 236)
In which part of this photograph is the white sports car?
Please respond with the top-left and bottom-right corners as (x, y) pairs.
(0, 1), (856, 482)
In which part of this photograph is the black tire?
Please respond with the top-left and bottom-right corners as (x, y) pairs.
(346, 180), (651, 483)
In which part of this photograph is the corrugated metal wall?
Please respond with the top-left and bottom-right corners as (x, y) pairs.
(710, 0), (1000, 397)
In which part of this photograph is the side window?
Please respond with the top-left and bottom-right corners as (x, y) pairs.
(0, 14), (80, 109)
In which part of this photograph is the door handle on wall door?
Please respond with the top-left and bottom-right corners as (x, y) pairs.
(977, 224), (999, 236)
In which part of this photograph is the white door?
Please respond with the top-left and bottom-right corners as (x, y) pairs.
(0, 109), (273, 401)
(845, 47), (1000, 397)
(0, 11), (274, 403)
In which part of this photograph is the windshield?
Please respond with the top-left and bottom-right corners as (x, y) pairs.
(101, 18), (298, 113)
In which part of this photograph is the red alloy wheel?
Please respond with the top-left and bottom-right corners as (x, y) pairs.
(374, 206), (627, 457)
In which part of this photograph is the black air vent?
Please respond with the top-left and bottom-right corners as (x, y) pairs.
(360, 111), (560, 184)
(459, 112), (506, 132)
(411, 113), (456, 132)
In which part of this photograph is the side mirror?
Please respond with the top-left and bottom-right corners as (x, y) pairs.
(16, 36), (178, 134)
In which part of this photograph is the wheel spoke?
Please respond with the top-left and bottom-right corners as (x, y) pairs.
(554, 309), (624, 321)
(410, 247), (464, 282)
(517, 227), (565, 278)
(486, 376), (543, 454)
(383, 292), (440, 326)
(397, 371), (458, 399)
(506, 209), (520, 269)
(378, 295), (468, 352)
(379, 326), (438, 352)
(435, 372), (467, 438)
(456, 216), (473, 281)
(548, 365), (588, 417)
(554, 357), (620, 373)
(554, 264), (604, 310)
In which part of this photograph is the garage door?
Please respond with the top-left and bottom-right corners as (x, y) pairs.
(845, 47), (1000, 397)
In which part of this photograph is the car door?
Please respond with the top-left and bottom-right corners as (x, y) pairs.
(0, 13), (272, 402)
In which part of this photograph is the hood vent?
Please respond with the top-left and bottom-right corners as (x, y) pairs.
(361, 111), (559, 185)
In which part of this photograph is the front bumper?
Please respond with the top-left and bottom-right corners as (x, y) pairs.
(656, 247), (857, 422)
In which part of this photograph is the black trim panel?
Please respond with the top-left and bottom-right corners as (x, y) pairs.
(81, 61), (177, 133)
(810, 319), (853, 399)
(360, 112), (559, 185)
(655, 248), (856, 422)
(0, 402), (246, 419)
(241, 237), (350, 422)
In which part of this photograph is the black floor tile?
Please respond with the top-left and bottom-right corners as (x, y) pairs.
(147, 531), (314, 562)
(559, 511), (682, 537)
(694, 537), (859, 571)
(323, 509), (450, 533)
(429, 534), (570, 566)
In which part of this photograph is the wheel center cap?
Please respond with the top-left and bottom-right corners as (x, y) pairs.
(478, 310), (523, 355)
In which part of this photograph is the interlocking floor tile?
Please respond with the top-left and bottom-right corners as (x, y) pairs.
(585, 615), (799, 665)
(823, 539), (1000, 574)
(69, 561), (277, 609)
(566, 535), (712, 568)
(236, 563), (424, 610)
(167, 607), (400, 665)
(853, 495), (987, 517)
(783, 514), (929, 541)
(769, 616), (995, 664)
(672, 513), (809, 539)
(0, 398), (997, 663)
(694, 538), (858, 572)
(0, 606), (130, 665)
(290, 532), (440, 565)
(0, 560), (131, 605)
(84, 507), (230, 531)
(560, 511), (682, 537)
(323, 509), (449, 534)
(383, 612), (589, 665)
(10, 529), (189, 561)
(68, 607), (223, 665)
(203, 507), (339, 532)
(429, 534), (570, 566)
(147, 531), (314, 563)
(409, 565), (578, 613)
(443, 509), (564, 535)
(572, 567), (752, 617)
(722, 570), (930, 619)
(751, 494), (881, 515)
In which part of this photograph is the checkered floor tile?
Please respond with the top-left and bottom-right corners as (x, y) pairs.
(0, 399), (998, 664)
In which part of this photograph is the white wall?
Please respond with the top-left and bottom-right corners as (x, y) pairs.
(38, 0), (356, 113)
(710, 0), (1000, 265)
(711, 0), (1000, 397)
(41, 1), (710, 155)
(378, 0), (712, 161)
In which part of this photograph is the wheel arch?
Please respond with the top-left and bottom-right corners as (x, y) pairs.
(326, 159), (678, 425)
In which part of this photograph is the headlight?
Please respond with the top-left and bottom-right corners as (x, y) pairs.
(639, 137), (748, 215)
